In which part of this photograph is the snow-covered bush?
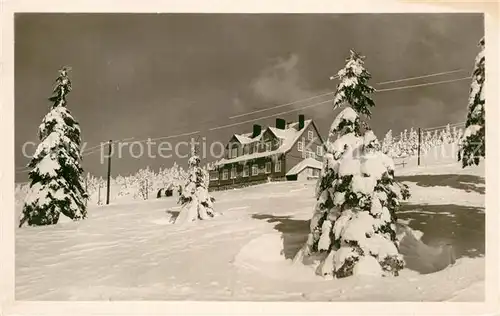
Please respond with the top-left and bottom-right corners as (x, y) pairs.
(19, 67), (88, 227)
(296, 50), (410, 278)
(174, 149), (219, 224)
(459, 37), (485, 167)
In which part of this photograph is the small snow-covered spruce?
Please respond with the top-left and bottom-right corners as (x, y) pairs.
(20, 67), (88, 227)
(297, 51), (410, 278)
(459, 37), (485, 167)
(174, 149), (219, 224)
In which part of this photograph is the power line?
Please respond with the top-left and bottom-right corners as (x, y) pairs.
(228, 91), (335, 119)
(80, 131), (201, 157)
(209, 98), (333, 131)
(82, 137), (135, 154)
(228, 70), (470, 120)
(376, 69), (466, 85)
(376, 76), (471, 93)
(213, 76), (472, 132)
(137, 130), (200, 143)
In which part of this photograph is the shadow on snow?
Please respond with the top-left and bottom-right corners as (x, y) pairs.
(252, 202), (484, 274)
(396, 174), (485, 195)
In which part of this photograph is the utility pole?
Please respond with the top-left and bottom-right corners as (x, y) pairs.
(106, 139), (112, 205)
(417, 128), (421, 166)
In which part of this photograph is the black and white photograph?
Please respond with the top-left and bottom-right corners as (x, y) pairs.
(1, 1), (498, 315)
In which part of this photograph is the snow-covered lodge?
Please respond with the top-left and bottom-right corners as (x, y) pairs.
(209, 115), (325, 191)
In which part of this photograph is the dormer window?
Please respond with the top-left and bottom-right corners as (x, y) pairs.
(231, 147), (238, 158)
(265, 141), (272, 152)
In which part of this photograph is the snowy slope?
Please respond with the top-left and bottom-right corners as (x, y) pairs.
(15, 161), (485, 301)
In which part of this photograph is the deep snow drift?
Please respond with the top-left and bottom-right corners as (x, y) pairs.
(15, 160), (485, 301)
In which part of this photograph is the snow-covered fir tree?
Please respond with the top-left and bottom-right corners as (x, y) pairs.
(422, 131), (432, 153)
(174, 147), (219, 224)
(441, 124), (452, 144)
(295, 50), (410, 278)
(20, 67), (88, 227)
(408, 127), (419, 156)
(432, 129), (441, 146)
(451, 126), (458, 142)
(381, 130), (393, 155)
(459, 37), (485, 167)
(135, 167), (156, 200)
(401, 129), (409, 156)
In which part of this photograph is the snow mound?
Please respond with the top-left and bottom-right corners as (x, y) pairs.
(233, 233), (319, 282)
(235, 233), (285, 263)
(353, 255), (383, 276)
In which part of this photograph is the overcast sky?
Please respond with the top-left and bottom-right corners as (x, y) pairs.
(15, 13), (484, 181)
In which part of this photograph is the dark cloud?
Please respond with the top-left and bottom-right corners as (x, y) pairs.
(252, 53), (321, 104)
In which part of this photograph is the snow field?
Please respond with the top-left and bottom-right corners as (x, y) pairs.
(15, 161), (485, 301)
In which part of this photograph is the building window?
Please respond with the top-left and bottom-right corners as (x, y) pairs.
(306, 151), (316, 159)
(308, 131), (314, 141)
(253, 143), (259, 153)
(222, 169), (229, 180)
(230, 167), (236, 179)
(297, 141), (303, 152)
(275, 160), (282, 172)
(244, 145), (249, 155)
(265, 162), (271, 174)
(231, 147), (238, 159)
(251, 165), (258, 176)
(243, 165), (249, 177)
(312, 169), (320, 177)
(265, 141), (272, 152)
(210, 171), (219, 181)
(316, 146), (323, 157)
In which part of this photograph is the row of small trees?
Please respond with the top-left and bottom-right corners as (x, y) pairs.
(381, 124), (464, 158)
(114, 163), (188, 200)
(80, 163), (189, 203)
(16, 163), (188, 206)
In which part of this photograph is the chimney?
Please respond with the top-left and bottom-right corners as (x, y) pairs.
(275, 118), (286, 130)
(252, 124), (261, 138)
(298, 114), (305, 130)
